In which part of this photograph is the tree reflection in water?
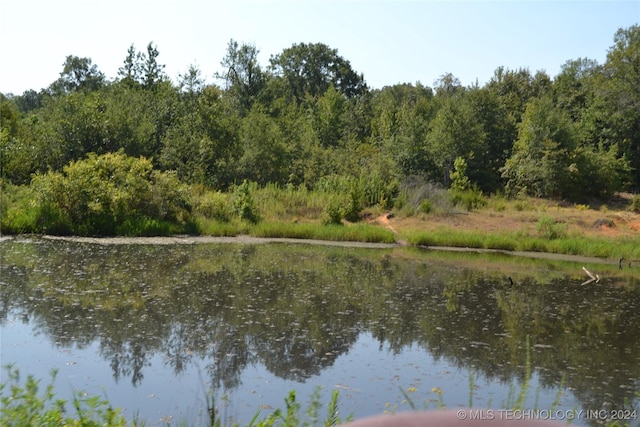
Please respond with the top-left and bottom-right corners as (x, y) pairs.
(1, 238), (639, 417)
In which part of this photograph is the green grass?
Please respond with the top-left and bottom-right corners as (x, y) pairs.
(250, 222), (396, 243)
(402, 226), (640, 261)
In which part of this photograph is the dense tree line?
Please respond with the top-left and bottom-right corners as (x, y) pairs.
(1, 26), (639, 201)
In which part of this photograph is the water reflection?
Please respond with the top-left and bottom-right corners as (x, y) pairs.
(1, 238), (639, 424)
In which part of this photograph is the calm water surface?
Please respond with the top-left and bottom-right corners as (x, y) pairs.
(1, 237), (639, 426)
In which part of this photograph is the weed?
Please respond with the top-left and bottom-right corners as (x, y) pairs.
(0, 364), (134, 427)
(536, 216), (568, 240)
(0, 366), (349, 427)
(449, 186), (487, 212)
(418, 199), (432, 214)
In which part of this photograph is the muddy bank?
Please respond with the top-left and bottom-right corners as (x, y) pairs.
(38, 234), (399, 249)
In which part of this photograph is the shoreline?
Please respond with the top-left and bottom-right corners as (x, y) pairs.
(1, 234), (621, 266)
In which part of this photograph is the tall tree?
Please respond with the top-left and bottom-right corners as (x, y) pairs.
(369, 83), (435, 178)
(501, 96), (579, 199)
(237, 107), (289, 185)
(160, 85), (239, 188)
(118, 44), (144, 86)
(309, 84), (345, 148)
(217, 39), (266, 114)
(465, 86), (512, 192)
(179, 64), (205, 96)
(269, 42), (367, 103)
(434, 73), (463, 98)
(425, 96), (486, 187)
(117, 42), (166, 90)
(142, 42), (166, 89)
(49, 56), (105, 95)
(600, 25), (640, 188)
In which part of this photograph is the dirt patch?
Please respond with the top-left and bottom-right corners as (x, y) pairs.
(629, 221), (640, 231)
(386, 204), (640, 240)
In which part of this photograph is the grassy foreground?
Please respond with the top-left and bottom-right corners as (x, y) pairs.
(0, 365), (347, 427)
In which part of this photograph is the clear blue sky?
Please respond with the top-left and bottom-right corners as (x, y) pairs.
(1, 0), (638, 95)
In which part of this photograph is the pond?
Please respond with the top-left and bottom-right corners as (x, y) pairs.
(1, 237), (639, 426)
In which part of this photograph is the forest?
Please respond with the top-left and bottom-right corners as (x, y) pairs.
(0, 25), (639, 235)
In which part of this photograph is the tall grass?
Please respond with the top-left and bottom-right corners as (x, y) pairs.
(251, 222), (396, 243)
(402, 227), (640, 260)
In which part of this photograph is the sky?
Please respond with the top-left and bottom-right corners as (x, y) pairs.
(0, 0), (638, 95)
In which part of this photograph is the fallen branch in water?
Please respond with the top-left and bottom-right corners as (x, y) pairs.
(581, 266), (600, 285)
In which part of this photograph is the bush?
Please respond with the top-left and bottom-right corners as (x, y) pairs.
(233, 180), (260, 223)
(196, 191), (232, 222)
(321, 197), (344, 225)
(536, 215), (567, 240)
(28, 151), (193, 236)
(315, 175), (363, 222)
(418, 199), (432, 214)
(1, 182), (47, 234)
(449, 186), (486, 211)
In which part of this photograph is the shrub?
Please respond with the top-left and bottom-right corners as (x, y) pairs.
(28, 151), (192, 236)
(196, 191), (232, 222)
(536, 215), (567, 240)
(449, 186), (486, 212)
(233, 180), (260, 223)
(321, 196), (344, 225)
(343, 190), (362, 222)
(1, 182), (53, 234)
(418, 199), (432, 214)
(316, 175), (363, 222)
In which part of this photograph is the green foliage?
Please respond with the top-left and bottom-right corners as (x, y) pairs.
(501, 95), (578, 199)
(315, 173), (397, 221)
(4, 26), (640, 233)
(425, 97), (486, 186)
(216, 39), (266, 114)
(449, 186), (487, 212)
(1, 182), (38, 233)
(321, 196), (344, 225)
(233, 180), (260, 223)
(601, 25), (640, 186)
(237, 107), (289, 185)
(418, 199), (432, 214)
(0, 365), (132, 427)
(449, 156), (471, 191)
(195, 190), (232, 222)
(269, 42), (367, 102)
(1, 365), (350, 427)
(631, 195), (640, 213)
(535, 215), (568, 240)
(29, 151), (192, 235)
